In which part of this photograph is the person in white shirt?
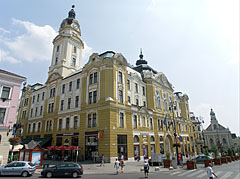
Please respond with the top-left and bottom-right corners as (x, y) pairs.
(114, 158), (120, 174)
(207, 162), (217, 179)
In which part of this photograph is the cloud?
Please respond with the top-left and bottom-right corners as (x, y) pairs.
(0, 27), (10, 34)
(0, 48), (20, 64)
(4, 19), (57, 62)
(82, 42), (93, 64)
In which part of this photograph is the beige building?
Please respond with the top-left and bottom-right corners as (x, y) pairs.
(18, 6), (196, 162)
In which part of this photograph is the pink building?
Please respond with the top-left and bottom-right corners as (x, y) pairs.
(0, 69), (26, 165)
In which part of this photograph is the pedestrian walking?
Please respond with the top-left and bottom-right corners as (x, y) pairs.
(100, 154), (105, 167)
(143, 160), (149, 178)
(114, 158), (120, 174)
(120, 159), (125, 173)
(207, 162), (218, 179)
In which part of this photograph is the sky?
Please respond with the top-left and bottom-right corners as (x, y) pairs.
(0, 0), (239, 135)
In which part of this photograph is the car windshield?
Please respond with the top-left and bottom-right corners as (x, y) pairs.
(28, 162), (35, 167)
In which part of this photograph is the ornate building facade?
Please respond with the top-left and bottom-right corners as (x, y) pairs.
(204, 109), (233, 151)
(18, 7), (196, 162)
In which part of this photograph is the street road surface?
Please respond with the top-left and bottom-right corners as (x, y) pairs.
(0, 161), (239, 179)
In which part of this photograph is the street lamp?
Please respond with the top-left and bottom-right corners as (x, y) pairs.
(169, 101), (179, 165)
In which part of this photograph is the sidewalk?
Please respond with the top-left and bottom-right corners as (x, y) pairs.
(35, 160), (182, 175)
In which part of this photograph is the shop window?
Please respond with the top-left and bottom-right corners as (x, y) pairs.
(56, 137), (62, 146)
(117, 135), (127, 160)
(71, 136), (78, 146)
(0, 108), (6, 124)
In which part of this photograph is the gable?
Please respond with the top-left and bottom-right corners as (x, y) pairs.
(46, 72), (62, 84)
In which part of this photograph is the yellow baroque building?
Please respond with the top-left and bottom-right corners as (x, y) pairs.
(18, 7), (196, 163)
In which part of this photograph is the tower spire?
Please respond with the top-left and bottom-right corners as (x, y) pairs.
(139, 48), (143, 59)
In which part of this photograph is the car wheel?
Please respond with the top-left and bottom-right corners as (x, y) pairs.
(21, 171), (29, 177)
(72, 171), (79, 178)
(46, 171), (53, 178)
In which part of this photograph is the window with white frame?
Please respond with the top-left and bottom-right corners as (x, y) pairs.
(119, 90), (123, 103)
(37, 122), (41, 132)
(66, 118), (70, 130)
(35, 107), (38, 117)
(71, 57), (76, 66)
(74, 116), (78, 129)
(75, 96), (79, 108)
(127, 80), (130, 90)
(32, 123), (36, 133)
(1, 86), (11, 99)
(150, 118), (153, 130)
(119, 112), (124, 128)
(142, 86), (145, 96)
(155, 90), (161, 109)
(128, 96), (131, 103)
(30, 108), (33, 118)
(60, 100), (64, 111)
(135, 83), (138, 93)
(28, 124), (31, 133)
(163, 93), (168, 111)
(136, 98), (139, 106)
(62, 84), (65, 94)
(67, 98), (71, 109)
(88, 113), (97, 128)
(69, 82), (72, 91)
(118, 71), (123, 83)
(133, 115), (137, 128)
(89, 72), (98, 84)
(89, 90), (97, 104)
(58, 119), (62, 131)
(76, 79), (80, 89)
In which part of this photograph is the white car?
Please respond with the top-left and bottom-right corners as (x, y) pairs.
(0, 161), (36, 177)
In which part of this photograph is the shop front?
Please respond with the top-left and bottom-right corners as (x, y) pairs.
(85, 131), (98, 161)
(117, 135), (127, 160)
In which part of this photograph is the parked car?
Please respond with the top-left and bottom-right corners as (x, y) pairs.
(0, 161), (36, 177)
(192, 155), (213, 164)
(41, 162), (83, 178)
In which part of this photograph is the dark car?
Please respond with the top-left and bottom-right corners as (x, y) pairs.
(41, 162), (83, 178)
(192, 156), (213, 164)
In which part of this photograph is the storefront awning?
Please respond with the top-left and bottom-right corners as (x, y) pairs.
(20, 137), (51, 147)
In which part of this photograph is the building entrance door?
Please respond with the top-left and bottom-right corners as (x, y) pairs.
(85, 136), (98, 160)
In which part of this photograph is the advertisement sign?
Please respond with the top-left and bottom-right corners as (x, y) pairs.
(32, 152), (41, 166)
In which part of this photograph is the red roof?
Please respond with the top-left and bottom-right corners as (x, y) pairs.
(0, 69), (26, 79)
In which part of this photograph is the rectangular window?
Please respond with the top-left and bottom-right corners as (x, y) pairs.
(40, 106), (43, 115)
(143, 101), (146, 107)
(60, 100), (64, 111)
(93, 91), (97, 103)
(92, 113), (96, 127)
(37, 94), (40, 102)
(150, 118), (153, 130)
(76, 79), (80, 89)
(135, 83), (138, 93)
(46, 121), (49, 132)
(24, 98), (29, 106)
(35, 107), (38, 117)
(32, 96), (35, 103)
(158, 120), (160, 130)
(75, 96), (79, 108)
(1, 86), (10, 99)
(72, 57), (76, 66)
(142, 87), (145, 96)
(119, 90), (123, 103)
(53, 88), (55, 97)
(128, 96), (131, 103)
(56, 45), (60, 52)
(89, 92), (92, 104)
(42, 92), (45, 101)
(37, 122), (41, 132)
(94, 72), (98, 83)
(30, 108), (33, 118)
(28, 124), (31, 133)
(62, 84), (65, 94)
(136, 99), (139, 106)
(133, 115), (137, 128)
(69, 82), (72, 91)
(118, 71), (122, 83)
(66, 118), (70, 130)
(32, 123), (36, 133)
(120, 112), (124, 128)
(58, 119), (62, 131)
(0, 108), (6, 124)
(48, 103), (54, 113)
(74, 116), (78, 129)
(127, 80), (130, 90)
(55, 57), (58, 65)
(89, 74), (93, 84)
(67, 98), (71, 109)
(88, 114), (92, 128)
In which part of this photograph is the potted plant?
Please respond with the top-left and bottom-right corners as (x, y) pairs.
(164, 152), (172, 168)
(203, 148), (212, 167)
(212, 146), (221, 165)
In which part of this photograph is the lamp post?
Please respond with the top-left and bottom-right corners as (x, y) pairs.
(169, 101), (179, 165)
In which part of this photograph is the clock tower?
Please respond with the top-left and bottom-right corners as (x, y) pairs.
(48, 5), (84, 78)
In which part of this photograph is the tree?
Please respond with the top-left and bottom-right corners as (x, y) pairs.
(212, 146), (219, 158)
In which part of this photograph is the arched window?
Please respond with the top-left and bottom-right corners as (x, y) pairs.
(64, 138), (69, 144)
(150, 136), (155, 142)
(134, 135), (139, 143)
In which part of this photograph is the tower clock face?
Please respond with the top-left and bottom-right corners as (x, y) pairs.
(73, 23), (79, 30)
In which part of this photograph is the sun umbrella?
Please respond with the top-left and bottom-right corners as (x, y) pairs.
(57, 145), (67, 151)
(46, 145), (58, 150)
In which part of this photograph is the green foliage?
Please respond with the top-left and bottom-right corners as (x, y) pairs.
(204, 148), (209, 156)
(227, 148), (233, 156)
(231, 148), (235, 156)
(212, 146), (219, 158)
